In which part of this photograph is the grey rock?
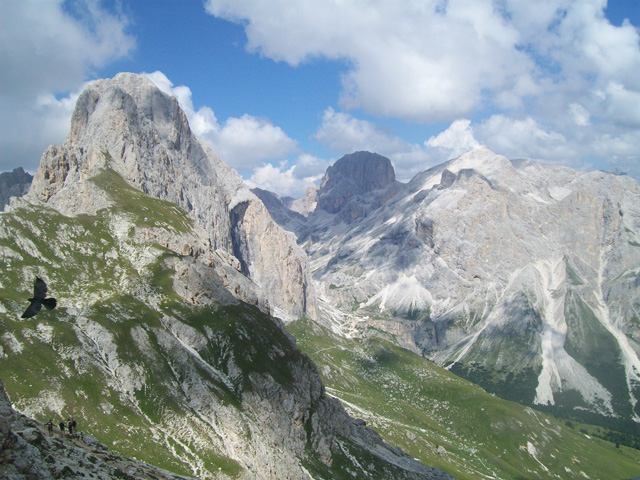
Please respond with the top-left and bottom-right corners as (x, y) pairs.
(316, 151), (398, 217)
(1, 73), (454, 479)
(0, 167), (32, 210)
(26, 72), (317, 321)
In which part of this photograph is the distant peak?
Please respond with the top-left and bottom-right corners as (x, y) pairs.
(444, 148), (514, 179)
(316, 151), (395, 214)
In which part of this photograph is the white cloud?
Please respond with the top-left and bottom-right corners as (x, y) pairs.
(313, 107), (407, 155)
(569, 103), (591, 127)
(205, 0), (533, 122)
(245, 156), (326, 198)
(600, 82), (640, 128)
(144, 71), (298, 171)
(0, 0), (135, 171)
(426, 119), (482, 158)
(476, 115), (574, 163)
(214, 115), (298, 169)
(205, 0), (640, 180)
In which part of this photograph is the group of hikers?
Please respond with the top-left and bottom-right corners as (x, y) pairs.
(46, 417), (77, 436)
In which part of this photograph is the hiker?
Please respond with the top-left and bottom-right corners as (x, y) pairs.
(47, 420), (54, 436)
(59, 420), (65, 435)
(71, 418), (77, 433)
(67, 418), (72, 435)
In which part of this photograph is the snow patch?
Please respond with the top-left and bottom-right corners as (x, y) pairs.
(533, 258), (614, 414)
(549, 186), (573, 201)
(365, 275), (432, 314)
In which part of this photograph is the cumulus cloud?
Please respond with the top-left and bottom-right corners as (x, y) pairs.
(205, 0), (640, 179)
(476, 115), (574, 163)
(144, 71), (298, 171)
(244, 154), (328, 198)
(313, 108), (408, 155)
(214, 115), (298, 168)
(426, 120), (483, 159)
(0, 0), (135, 171)
(205, 0), (533, 122)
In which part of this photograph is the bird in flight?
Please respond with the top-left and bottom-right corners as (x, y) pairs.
(21, 277), (57, 319)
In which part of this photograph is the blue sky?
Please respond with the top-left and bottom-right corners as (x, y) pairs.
(1, 1), (640, 197)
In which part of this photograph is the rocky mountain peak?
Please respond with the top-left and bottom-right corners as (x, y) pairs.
(0, 167), (32, 210)
(26, 72), (317, 320)
(443, 148), (513, 179)
(317, 151), (396, 214)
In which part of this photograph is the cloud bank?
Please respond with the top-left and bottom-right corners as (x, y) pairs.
(206, 0), (640, 179)
(3, 1), (639, 198)
(0, 0), (135, 171)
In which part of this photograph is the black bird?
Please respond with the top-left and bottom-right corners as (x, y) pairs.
(21, 277), (57, 319)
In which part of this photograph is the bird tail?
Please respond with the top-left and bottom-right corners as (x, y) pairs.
(43, 298), (57, 310)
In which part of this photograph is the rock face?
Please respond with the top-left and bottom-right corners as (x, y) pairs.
(0, 167), (32, 210)
(316, 151), (398, 219)
(265, 148), (640, 427)
(27, 72), (316, 321)
(0, 379), (193, 480)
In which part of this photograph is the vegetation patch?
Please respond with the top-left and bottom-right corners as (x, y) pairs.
(288, 317), (640, 480)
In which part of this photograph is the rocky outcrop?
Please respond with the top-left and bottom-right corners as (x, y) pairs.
(0, 167), (32, 210)
(27, 73), (317, 320)
(316, 151), (398, 218)
(0, 378), (194, 480)
(251, 188), (307, 232)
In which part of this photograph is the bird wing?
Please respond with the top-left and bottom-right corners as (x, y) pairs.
(21, 301), (42, 319)
(33, 277), (48, 300)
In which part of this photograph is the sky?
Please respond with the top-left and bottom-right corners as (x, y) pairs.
(1, 0), (640, 198)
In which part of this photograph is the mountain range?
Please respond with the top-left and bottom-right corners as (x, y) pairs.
(257, 148), (640, 430)
(2, 72), (640, 479)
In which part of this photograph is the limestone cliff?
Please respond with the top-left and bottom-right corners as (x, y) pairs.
(27, 73), (316, 320)
(315, 151), (399, 222)
(0, 167), (32, 210)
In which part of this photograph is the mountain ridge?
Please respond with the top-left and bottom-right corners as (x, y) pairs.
(260, 148), (640, 429)
(0, 167), (32, 210)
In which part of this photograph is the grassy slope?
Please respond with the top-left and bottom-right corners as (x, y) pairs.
(287, 318), (640, 480)
(1, 168), (460, 480)
(0, 173), (244, 477)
